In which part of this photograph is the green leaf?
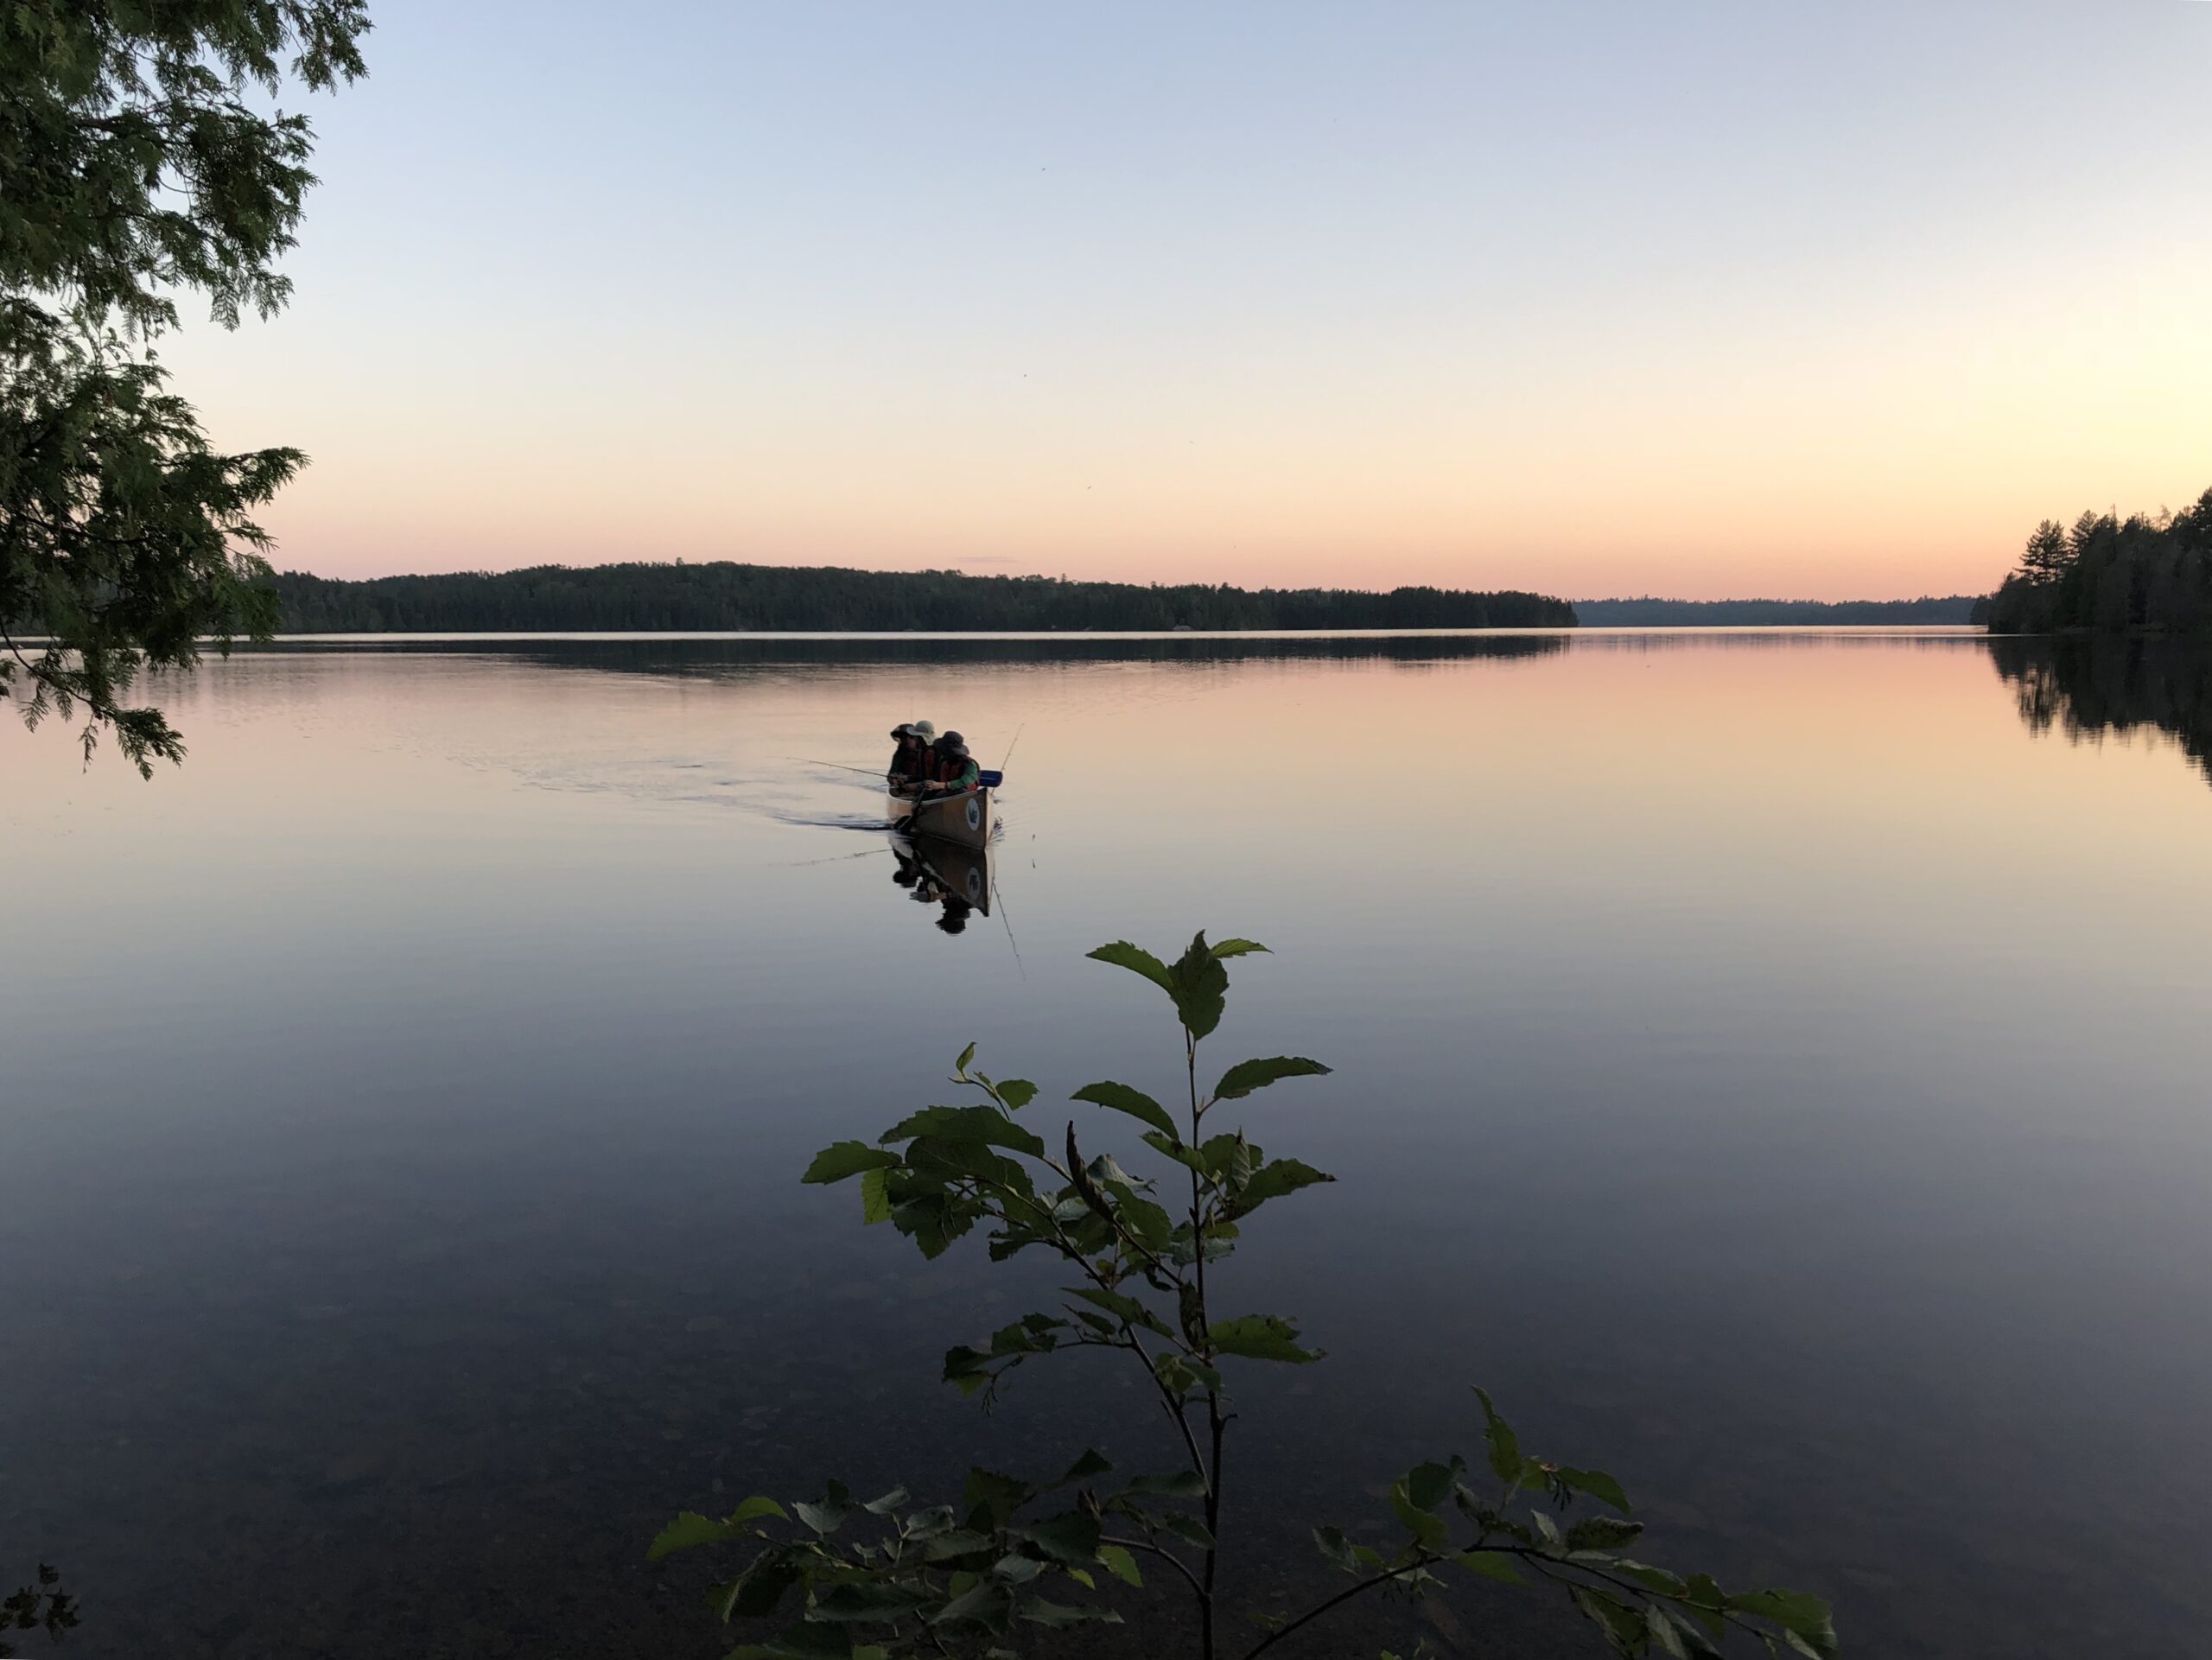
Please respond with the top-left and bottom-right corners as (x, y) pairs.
(728, 1561), (799, 1619)
(1052, 1448), (1113, 1487)
(1453, 1549), (1525, 1585)
(802, 1142), (900, 1185)
(1236, 1157), (1335, 1206)
(1207, 1313), (1321, 1363)
(1648, 1607), (1698, 1660)
(955, 1041), (977, 1073)
(987, 1313), (1066, 1355)
(1071, 1080), (1179, 1141)
(1571, 1587), (1648, 1656)
(880, 1106), (1046, 1157)
(1726, 1590), (1838, 1657)
(1064, 1284), (1174, 1338)
(1124, 1469), (1208, 1499)
(648, 1511), (740, 1560)
(1313, 1526), (1357, 1574)
(858, 1166), (893, 1225)
(1403, 1461), (1457, 1511)
(1613, 1559), (1685, 1597)
(651, 1495), (789, 1557)
(1389, 1480), (1448, 1551)
(861, 1486), (909, 1516)
(921, 1529), (996, 1562)
(963, 1468), (1033, 1530)
(1475, 1388), (1522, 1487)
(996, 1079), (1038, 1110)
(946, 1337), (1000, 1390)
(903, 1506), (956, 1541)
(1018, 1597), (1122, 1628)
(1168, 932), (1231, 1039)
(792, 1481), (852, 1536)
(1016, 1510), (1102, 1564)
(1086, 940), (1178, 998)
(1564, 1515), (1644, 1552)
(1207, 938), (1270, 959)
(1211, 1056), (1331, 1101)
(1143, 1130), (1211, 1173)
(931, 1576), (1008, 1628)
(1557, 1466), (1633, 1516)
(1152, 1352), (1224, 1396)
(808, 1582), (931, 1622)
(1097, 1543), (1142, 1587)
(1109, 1189), (1175, 1250)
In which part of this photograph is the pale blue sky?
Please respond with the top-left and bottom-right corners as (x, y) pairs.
(172, 0), (2212, 596)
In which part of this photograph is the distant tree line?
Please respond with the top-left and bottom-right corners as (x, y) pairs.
(1574, 596), (1981, 626)
(1980, 488), (2212, 633)
(270, 563), (1576, 633)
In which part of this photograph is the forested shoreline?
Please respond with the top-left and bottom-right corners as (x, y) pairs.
(1982, 488), (2212, 633)
(271, 563), (1576, 633)
(1575, 596), (1980, 626)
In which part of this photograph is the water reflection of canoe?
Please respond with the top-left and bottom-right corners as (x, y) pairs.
(888, 785), (995, 849)
(891, 830), (991, 922)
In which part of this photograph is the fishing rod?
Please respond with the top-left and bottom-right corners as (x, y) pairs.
(791, 755), (887, 778)
(991, 865), (1026, 980)
(998, 722), (1026, 772)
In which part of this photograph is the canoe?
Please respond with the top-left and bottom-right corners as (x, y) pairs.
(890, 785), (994, 849)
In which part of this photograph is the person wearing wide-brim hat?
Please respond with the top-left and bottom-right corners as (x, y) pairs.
(888, 719), (937, 787)
(922, 729), (980, 798)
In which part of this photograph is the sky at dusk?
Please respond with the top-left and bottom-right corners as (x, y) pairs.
(162, 0), (2212, 601)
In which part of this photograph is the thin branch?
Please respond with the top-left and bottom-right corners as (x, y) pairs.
(1239, 1555), (1440, 1660)
(1100, 1533), (1207, 1602)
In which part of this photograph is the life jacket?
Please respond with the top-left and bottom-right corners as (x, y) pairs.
(891, 735), (929, 779)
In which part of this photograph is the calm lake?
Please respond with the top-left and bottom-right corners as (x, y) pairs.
(4, 630), (2209, 1659)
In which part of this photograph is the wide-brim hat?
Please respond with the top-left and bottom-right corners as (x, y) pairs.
(938, 730), (969, 755)
(912, 720), (938, 740)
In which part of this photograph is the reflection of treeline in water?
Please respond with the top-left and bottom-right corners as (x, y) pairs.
(1991, 636), (2212, 785)
(253, 631), (1571, 676)
(272, 563), (1576, 633)
(1981, 488), (2212, 633)
(1575, 596), (1980, 626)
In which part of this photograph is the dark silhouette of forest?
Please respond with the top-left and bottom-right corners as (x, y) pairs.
(270, 563), (1576, 633)
(1980, 488), (2212, 633)
(1575, 596), (1980, 626)
(1990, 635), (2212, 788)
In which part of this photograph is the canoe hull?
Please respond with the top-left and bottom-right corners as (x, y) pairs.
(890, 785), (995, 849)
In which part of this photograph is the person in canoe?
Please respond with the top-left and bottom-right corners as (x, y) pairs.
(887, 720), (936, 792)
(920, 730), (980, 798)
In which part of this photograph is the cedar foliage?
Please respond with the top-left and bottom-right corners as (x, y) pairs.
(0, 1), (368, 773)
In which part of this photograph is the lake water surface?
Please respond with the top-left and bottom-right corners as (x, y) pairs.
(4, 630), (2209, 1659)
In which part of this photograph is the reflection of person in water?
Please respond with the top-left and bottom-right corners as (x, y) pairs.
(890, 840), (973, 932)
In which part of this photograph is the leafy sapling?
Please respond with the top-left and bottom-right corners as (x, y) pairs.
(657, 932), (1836, 1660)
